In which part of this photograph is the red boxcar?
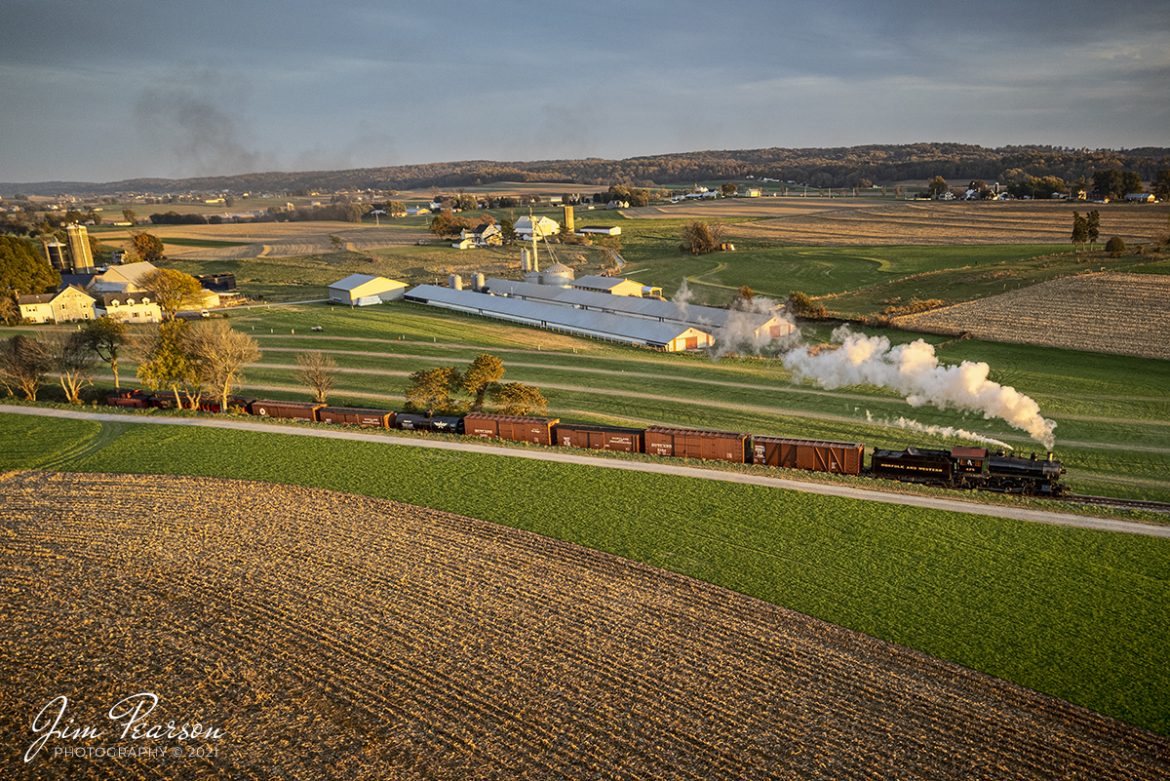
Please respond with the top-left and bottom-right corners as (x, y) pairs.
(316, 407), (395, 428)
(463, 413), (559, 446)
(554, 423), (644, 453)
(751, 436), (864, 475)
(644, 426), (749, 463)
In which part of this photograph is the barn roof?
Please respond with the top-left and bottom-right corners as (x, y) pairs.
(404, 285), (708, 346)
(483, 277), (783, 332)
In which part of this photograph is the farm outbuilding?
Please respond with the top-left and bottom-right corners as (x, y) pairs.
(572, 275), (646, 297)
(404, 284), (714, 351)
(328, 274), (408, 306)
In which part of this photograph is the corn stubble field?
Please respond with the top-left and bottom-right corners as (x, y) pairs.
(895, 272), (1170, 360)
(2, 470), (1169, 780)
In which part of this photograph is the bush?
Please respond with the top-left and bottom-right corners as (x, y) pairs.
(1104, 236), (1126, 256)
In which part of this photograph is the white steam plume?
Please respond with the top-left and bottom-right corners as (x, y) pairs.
(671, 279), (694, 315)
(864, 411), (1014, 450)
(712, 296), (799, 357)
(785, 327), (1056, 449)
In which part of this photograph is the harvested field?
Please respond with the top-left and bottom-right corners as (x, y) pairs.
(2, 470), (1168, 780)
(628, 198), (1170, 246)
(896, 272), (1170, 360)
(97, 222), (432, 259)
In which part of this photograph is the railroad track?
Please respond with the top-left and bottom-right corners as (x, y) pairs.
(1068, 494), (1170, 514)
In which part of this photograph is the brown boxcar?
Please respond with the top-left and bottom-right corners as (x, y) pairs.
(554, 423), (644, 453)
(751, 436), (864, 475)
(463, 413), (559, 446)
(316, 406), (395, 428)
(250, 400), (325, 421)
(644, 426), (749, 463)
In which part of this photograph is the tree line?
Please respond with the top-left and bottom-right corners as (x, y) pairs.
(9, 143), (1167, 195)
(403, 354), (547, 417)
(0, 318), (259, 411)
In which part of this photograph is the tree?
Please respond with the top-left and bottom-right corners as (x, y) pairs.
(48, 331), (94, 404)
(0, 335), (53, 400)
(122, 208), (138, 225)
(787, 291), (826, 319)
(1086, 210), (1100, 250)
(736, 285), (755, 303)
(720, 182), (738, 197)
(681, 221), (723, 254)
(499, 219), (517, 244)
(927, 176), (949, 198)
(1152, 170), (1170, 201)
(1105, 236), (1127, 257)
(492, 382), (547, 416)
(404, 366), (461, 415)
(130, 232), (165, 263)
(136, 320), (198, 408)
(461, 353), (505, 411)
(296, 351), (336, 404)
(83, 317), (128, 388)
(429, 210), (467, 238)
(141, 267), (204, 319)
(184, 320), (261, 413)
(1071, 212), (1089, 249)
(0, 235), (59, 299)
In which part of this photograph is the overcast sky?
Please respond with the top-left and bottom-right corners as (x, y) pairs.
(1, 0), (1167, 183)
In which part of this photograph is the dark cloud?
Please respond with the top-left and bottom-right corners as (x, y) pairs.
(1, 1), (1167, 181)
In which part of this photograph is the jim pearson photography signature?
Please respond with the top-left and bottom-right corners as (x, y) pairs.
(25, 692), (225, 763)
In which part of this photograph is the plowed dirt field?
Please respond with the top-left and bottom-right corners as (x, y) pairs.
(896, 271), (1170, 359)
(2, 471), (1168, 780)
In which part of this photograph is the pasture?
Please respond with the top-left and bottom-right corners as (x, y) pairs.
(3, 420), (1170, 743)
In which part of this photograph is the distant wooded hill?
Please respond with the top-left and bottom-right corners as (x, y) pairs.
(4, 143), (1169, 195)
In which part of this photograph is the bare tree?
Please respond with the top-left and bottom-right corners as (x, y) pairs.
(0, 335), (53, 401)
(296, 351), (336, 404)
(184, 320), (260, 412)
(48, 331), (94, 404)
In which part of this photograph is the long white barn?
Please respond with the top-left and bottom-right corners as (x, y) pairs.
(404, 285), (712, 351)
(483, 278), (793, 340)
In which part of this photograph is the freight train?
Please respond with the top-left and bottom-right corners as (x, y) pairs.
(107, 390), (1067, 496)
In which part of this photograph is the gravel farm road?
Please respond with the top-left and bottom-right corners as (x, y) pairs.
(4, 405), (1168, 539)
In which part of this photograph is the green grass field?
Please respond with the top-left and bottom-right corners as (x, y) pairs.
(2, 412), (1167, 736)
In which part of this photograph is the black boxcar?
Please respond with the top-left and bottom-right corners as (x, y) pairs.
(554, 423), (644, 453)
(644, 426), (749, 463)
(752, 436), (864, 475)
(395, 413), (464, 434)
(249, 400), (324, 420)
(317, 407), (395, 428)
(870, 447), (954, 485)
